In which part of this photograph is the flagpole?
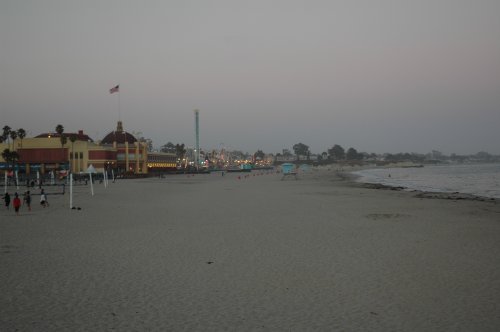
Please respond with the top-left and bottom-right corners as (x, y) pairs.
(117, 87), (121, 121)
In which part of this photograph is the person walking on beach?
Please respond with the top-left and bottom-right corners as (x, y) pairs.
(3, 192), (10, 210)
(40, 189), (49, 208)
(13, 193), (21, 215)
(24, 191), (32, 211)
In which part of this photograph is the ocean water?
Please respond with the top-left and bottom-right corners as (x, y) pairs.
(352, 163), (500, 199)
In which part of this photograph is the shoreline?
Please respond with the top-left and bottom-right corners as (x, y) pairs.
(337, 169), (499, 204)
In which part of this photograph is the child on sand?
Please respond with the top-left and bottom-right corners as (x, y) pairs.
(24, 191), (32, 211)
(40, 189), (49, 208)
(3, 192), (10, 210)
(13, 193), (21, 215)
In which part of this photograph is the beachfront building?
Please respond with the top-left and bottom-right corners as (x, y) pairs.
(1, 135), (70, 175)
(100, 121), (148, 174)
(34, 130), (118, 174)
(0, 130), (118, 175)
(0, 122), (170, 176)
(146, 152), (178, 173)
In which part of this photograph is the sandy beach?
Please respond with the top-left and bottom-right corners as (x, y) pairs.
(1, 169), (500, 331)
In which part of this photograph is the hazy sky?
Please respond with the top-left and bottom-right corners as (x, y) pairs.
(1, 0), (499, 155)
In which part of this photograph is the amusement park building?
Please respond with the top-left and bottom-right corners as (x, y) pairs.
(0, 122), (176, 175)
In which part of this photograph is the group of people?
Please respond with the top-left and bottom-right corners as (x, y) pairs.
(2, 189), (49, 215)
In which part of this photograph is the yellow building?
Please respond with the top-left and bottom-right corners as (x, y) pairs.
(1, 130), (114, 175)
(1, 122), (176, 175)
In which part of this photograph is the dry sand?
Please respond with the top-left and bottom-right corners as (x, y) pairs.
(1, 169), (500, 331)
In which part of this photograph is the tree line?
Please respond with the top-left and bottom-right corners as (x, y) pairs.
(1, 125), (25, 170)
(273, 143), (365, 161)
(160, 142), (187, 160)
(271, 142), (500, 163)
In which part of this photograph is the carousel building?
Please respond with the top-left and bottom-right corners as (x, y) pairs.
(100, 121), (148, 174)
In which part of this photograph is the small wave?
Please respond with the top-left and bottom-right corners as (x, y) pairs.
(353, 163), (500, 199)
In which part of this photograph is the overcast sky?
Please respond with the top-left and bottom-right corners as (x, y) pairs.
(1, 0), (499, 155)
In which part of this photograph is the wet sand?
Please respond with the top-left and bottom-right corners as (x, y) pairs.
(1, 169), (500, 331)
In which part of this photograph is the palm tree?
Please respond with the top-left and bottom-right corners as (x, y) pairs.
(55, 124), (64, 136)
(1, 148), (8, 163)
(2, 125), (11, 146)
(60, 135), (68, 167)
(17, 128), (26, 148)
(9, 130), (17, 150)
(175, 143), (187, 168)
(55, 124), (67, 168)
(69, 134), (77, 173)
(12, 150), (19, 170)
(1, 148), (19, 170)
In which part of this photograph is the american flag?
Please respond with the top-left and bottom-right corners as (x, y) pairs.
(109, 85), (119, 94)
